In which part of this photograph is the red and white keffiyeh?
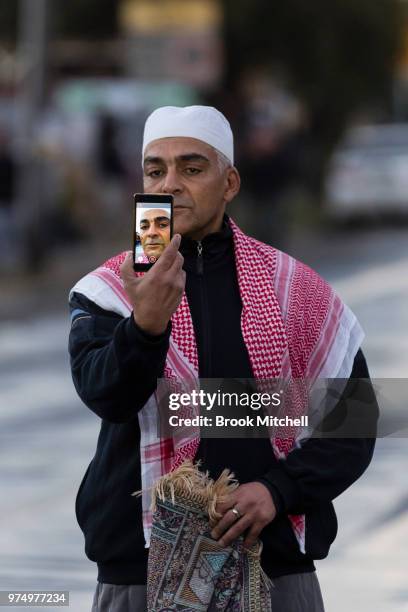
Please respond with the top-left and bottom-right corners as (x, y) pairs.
(70, 218), (363, 554)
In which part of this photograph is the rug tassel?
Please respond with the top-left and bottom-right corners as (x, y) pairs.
(146, 460), (239, 523)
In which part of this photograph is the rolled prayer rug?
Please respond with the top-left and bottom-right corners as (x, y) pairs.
(145, 461), (273, 611)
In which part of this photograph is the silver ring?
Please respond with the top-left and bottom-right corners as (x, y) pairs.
(231, 506), (241, 520)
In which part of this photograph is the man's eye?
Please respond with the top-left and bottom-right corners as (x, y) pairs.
(147, 169), (163, 178)
(140, 225), (148, 231)
(185, 167), (201, 175)
(159, 222), (169, 228)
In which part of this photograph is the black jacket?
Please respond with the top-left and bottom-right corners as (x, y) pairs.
(69, 220), (378, 585)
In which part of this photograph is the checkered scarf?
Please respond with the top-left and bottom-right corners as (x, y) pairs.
(70, 218), (363, 554)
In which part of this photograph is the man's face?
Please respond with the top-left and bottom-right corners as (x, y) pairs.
(143, 137), (240, 240)
(139, 208), (171, 259)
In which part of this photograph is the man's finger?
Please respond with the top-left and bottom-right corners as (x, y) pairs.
(215, 493), (239, 517)
(216, 516), (252, 548)
(211, 508), (236, 540)
(167, 251), (184, 276)
(243, 524), (261, 550)
(153, 234), (181, 271)
(211, 504), (246, 540)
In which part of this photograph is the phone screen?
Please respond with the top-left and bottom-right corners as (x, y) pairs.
(133, 194), (173, 270)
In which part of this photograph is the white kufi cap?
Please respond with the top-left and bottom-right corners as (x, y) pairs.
(142, 105), (234, 165)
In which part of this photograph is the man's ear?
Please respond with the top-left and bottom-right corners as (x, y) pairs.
(224, 167), (241, 204)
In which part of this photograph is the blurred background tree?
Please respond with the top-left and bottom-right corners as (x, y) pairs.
(222, 0), (405, 195)
(0, 3), (17, 44)
(53, 0), (118, 39)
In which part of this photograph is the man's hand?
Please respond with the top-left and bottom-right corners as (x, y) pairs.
(210, 482), (277, 549)
(120, 234), (185, 336)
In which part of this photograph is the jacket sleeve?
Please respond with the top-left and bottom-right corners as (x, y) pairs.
(68, 291), (171, 423)
(256, 349), (379, 514)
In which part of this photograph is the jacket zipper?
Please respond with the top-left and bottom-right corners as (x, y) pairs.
(196, 241), (211, 376)
(196, 240), (203, 275)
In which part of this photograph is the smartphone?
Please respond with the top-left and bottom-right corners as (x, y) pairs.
(133, 194), (174, 271)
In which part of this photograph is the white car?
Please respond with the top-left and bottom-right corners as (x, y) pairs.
(325, 123), (408, 219)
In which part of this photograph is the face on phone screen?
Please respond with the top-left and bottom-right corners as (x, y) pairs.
(134, 201), (172, 265)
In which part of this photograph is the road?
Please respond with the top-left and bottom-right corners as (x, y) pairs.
(0, 227), (407, 611)
(292, 227), (408, 611)
(0, 316), (98, 611)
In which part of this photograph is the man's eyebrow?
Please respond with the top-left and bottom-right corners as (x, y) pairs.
(178, 153), (209, 163)
(143, 153), (210, 165)
(153, 216), (170, 222)
(143, 156), (163, 166)
(140, 216), (169, 224)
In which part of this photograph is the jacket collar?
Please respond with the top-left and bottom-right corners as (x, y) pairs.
(180, 215), (233, 273)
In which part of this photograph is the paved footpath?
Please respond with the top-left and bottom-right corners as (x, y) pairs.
(301, 229), (408, 611)
(0, 316), (98, 611)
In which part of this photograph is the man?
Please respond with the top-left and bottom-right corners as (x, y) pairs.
(136, 207), (171, 263)
(69, 106), (377, 611)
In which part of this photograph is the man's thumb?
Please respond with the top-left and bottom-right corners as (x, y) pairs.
(155, 234), (182, 269)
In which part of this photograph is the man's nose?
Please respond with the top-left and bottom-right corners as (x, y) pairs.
(145, 225), (158, 237)
(161, 167), (183, 194)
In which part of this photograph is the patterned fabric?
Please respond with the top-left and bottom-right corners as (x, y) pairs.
(146, 464), (272, 612)
(70, 217), (364, 554)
